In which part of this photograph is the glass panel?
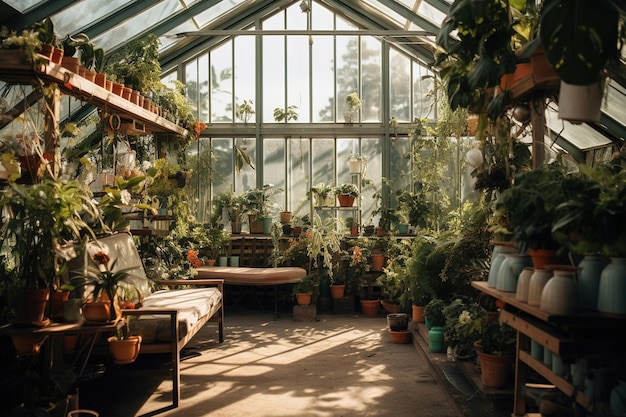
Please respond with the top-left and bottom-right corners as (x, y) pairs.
(414, 63), (435, 119)
(287, 35), (310, 123)
(311, 1), (334, 30)
(545, 107), (612, 151)
(312, 138), (335, 188)
(93, 0), (182, 53)
(194, 0), (248, 27)
(210, 42), (233, 123)
(604, 81), (626, 126)
(361, 37), (381, 122)
(390, 48), (411, 122)
(361, 137), (382, 224)
(52, 0), (128, 39)
(312, 35), (334, 122)
(262, 36), (285, 123)
(234, 34), (255, 121)
(263, 138), (286, 216)
(5, 0), (47, 12)
(159, 21), (198, 53)
(212, 138), (234, 191)
(185, 58), (199, 119)
(288, 137), (311, 217)
(335, 35), (358, 120)
(198, 53), (209, 122)
(189, 137), (212, 222)
(234, 138), (255, 192)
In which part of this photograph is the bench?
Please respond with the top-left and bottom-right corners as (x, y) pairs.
(195, 266), (307, 318)
(70, 232), (224, 409)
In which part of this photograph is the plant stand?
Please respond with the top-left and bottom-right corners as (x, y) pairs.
(293, 304), (317, 322)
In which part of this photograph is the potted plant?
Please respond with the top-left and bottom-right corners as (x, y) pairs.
(455, 302), (516, 388)
(376, 265), (406, 314)
(334, 183), (359, 207)
(293, 273), (316, 305)
(424, 298), (447, 329)
(343, 92), (362, 123)
(347, 153), (366, 174)
(71, 248), (140, 322)
(309, 183), (334, 207)
(108, 321), (142, 365)
(495, 163), (568, 266)
(211, 190), (246, 233)
(243, 184), (283, 234)
(104, 34), (162, 96)
(0, 178), (101, 324)
(192, 225), (231, 264)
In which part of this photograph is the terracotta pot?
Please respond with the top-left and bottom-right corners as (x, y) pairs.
(50, 291), (70, 320)
(329, 284), (346, 298)
(40, 44), (54, 61)
(11, 334), (46, 356)
(108, 335), (142, 365)
(122, 87), (132, 100)
(296, 292), (312, 305)
(83, 70), (96, 83)
(279, 211), (292, 224)
(370, 253), (386, 272)
(389, 330), (411, 344)
(112, 82), (124, 96)
(205, 259), (217, 266)
(337, 195), (355, 207)
(61, 56), (80, 73)
(529, 248), (558, 269)
(381, 300), (400, 314)
(94, 72), (106, 87)
(82, 301), (110, 322)
(360, 299), (380, 316)
(477, 351), (511, 388)
(412, 305), (425, 323)
(14, 288), (50, 324)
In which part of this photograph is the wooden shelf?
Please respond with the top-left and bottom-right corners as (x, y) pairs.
(472, 280), (622, 415)
(518, 351), (593, 412)
(0, 50), (187, 136)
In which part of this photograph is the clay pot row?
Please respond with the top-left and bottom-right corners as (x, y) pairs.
(58, 56), (162, 115)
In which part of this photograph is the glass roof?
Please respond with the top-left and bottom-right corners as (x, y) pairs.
(0, 0), (623, 157)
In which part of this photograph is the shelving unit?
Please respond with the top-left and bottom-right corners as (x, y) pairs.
(472, 281), (626, 416)
(0, 50), (187, 137)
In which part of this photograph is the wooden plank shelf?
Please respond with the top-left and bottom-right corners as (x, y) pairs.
(0, 50), (188, 136)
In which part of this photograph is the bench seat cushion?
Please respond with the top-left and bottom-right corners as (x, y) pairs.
(195, 266), (307, 285)
(131, 287), (222, 343)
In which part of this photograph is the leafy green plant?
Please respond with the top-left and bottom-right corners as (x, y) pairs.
(424, 298), (447, 327)
(495, 162), (569, 252)
(243, 185), (283, 218)
(0, 178), (101, 291)
(333, 183), (359, 197)
(236, 99), (255, 123)
(104, 34), (162, 95)
(273, 105), (299, 122)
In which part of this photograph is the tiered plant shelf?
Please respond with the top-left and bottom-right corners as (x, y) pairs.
(472, 281), (626, 416)
(0, 50), (187, 136)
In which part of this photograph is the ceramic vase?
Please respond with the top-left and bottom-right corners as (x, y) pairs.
(488, 249), (514, 288)
(428, 326), (445, 353)
(597, 258), (626, 315)
(515, 267), (534, 302)
(527, 268), (553, 307)
(497, 253), (532, 292)
(540, 267), (578, 315)
(577, 255), (608, 311)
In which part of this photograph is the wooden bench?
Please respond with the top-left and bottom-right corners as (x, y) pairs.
(70, 232), (224, 410)
(195, 266), (307, 318)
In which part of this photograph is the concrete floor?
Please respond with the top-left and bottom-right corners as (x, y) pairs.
(79, 310), (512, 417)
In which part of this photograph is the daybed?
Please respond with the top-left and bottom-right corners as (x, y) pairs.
(195, 266), (307, 317)
(70, 232), (224, 409)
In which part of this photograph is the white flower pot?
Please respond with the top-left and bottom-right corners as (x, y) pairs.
(558, 80), (603, 123)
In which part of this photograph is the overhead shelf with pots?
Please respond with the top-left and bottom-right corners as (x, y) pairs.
(0, 50), (188, 137)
